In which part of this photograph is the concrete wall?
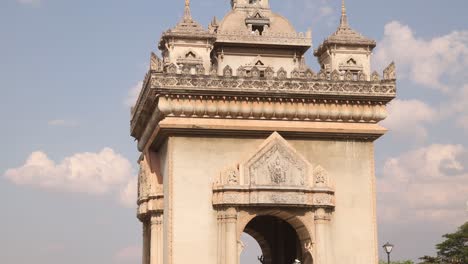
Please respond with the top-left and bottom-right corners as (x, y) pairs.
(163, 135), (377, 264)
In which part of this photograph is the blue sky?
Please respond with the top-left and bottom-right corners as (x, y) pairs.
(1, 0), (467, 263)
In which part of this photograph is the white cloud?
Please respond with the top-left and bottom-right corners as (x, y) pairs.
(284, 0), (335, 26)
(4, 148), (137, 206)
(119, 177), (138, 208)
(113, 245), (141, 263)
(48, 119), (78, 127)
(374, 21), (468, 91)
(124, 81), (143, 108)
(448, 84), (468, 131)
(378, 144), (468, 224)
(382, 99), (436, 140)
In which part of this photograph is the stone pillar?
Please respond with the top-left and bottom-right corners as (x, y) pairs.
(217, 211), (226, 264)
(150, 213), (163, 264)
(314, 208), (332, 264)
(225, 207), (238, 264)
(142, 220), (150, 264)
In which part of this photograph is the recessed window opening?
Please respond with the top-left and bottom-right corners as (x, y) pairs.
(255, 60), (264, 66)
(186, 51), (196, 59)
(347, 58), (357, 65)
(252, 25), (264, 35)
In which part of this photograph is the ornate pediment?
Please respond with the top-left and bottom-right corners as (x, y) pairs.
(240, 132), (311, 187)
(213, 132), (335, 208)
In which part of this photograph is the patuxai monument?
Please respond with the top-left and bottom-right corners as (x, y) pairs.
(130, 0), (396, 263)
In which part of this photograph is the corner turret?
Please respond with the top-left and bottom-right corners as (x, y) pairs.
(314, 0), (376, 80)
(157, 0), (216, 75)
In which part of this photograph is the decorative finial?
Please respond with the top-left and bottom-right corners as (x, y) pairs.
(184, 0), (192, 21)
(340, 0), (348, 28)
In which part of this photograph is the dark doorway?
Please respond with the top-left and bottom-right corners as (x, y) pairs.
(241, 215), (303, 264)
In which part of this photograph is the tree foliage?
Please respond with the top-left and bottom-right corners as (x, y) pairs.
(418, 222), (468, 264)
(379, 260), (414, 264)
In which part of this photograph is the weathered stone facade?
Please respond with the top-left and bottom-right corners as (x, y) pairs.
(131, 0), (396, 263)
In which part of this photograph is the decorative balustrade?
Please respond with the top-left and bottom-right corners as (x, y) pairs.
(130, 63), (396, 138)
(148, 70), (396, 98)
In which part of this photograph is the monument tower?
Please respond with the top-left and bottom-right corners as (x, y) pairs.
(130, 0), (396, 263)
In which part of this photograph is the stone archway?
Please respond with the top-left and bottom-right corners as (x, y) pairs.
(213, 133), (334, 264)
(241, 227), (272, 264)
(238, 208), (315, 264)
(242, 215), (303, 264)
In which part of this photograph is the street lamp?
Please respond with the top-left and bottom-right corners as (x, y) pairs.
(382, 242), (394, 264)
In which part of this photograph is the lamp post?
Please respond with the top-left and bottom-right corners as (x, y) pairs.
(382, 242), (394, 264)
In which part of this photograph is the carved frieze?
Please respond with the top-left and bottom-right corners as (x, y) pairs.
(138, 158), (152, 199)
(216, 30), (312, 46)
(148, 72), (395, 95)
(156, 96), (388, 123)
(212, 132), (335, 209)
(137, 156), (164, 220)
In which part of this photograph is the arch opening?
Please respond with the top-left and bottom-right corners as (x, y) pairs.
(240, 232), (263, 264)
(241, 215), (303, 264)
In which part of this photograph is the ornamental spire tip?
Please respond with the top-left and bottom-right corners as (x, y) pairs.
(184, 0), (192, 21)
(340, 0), (349, 28)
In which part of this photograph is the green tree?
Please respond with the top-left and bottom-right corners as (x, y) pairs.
(418, 222), (468, 264)
(436, 222), (468, 263)
(418, 255), (439, 264)
(379, 260), (414, 264)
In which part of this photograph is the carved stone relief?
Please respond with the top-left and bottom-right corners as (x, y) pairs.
(383, 62), (396, 80)
(138, 157), (152, 199)
(243, 132), (309, 187)
(212, 132), (336, 209)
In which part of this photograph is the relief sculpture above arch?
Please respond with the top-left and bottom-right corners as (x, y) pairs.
(241, 132), (310, 187)
(212, 132), (335, 208)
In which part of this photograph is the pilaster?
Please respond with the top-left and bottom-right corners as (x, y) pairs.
(150, 213), (164, 264)
(217, 207), (238, 264)
(142, 220), (150, 264)
(314, 208), (333, 264)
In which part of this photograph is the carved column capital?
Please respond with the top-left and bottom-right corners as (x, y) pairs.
(150, 213), (163, 226)
(314, 208), (332, 222)
(224, 207), (238, 223)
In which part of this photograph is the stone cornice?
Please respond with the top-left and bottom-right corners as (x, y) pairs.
(142, 118), (387, 151)
(130, 72), (396, 139)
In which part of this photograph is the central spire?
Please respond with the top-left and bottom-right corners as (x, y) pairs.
(184, 0), (192, 21)
(340, 0), (348, 28)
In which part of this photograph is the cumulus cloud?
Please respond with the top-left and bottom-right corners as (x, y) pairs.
(119, 177), (138, 208)
(382, 99), (437, 140)
(378, 144), (468, 224)
(284, 0), (335, 26)
(4, 148), (138, 207)
(374, 21), (468, 91)
(124, 81), (143, 108)
(448, 84), (468, 131)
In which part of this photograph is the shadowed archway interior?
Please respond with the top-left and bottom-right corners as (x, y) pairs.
(242, 215), (302, 264)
